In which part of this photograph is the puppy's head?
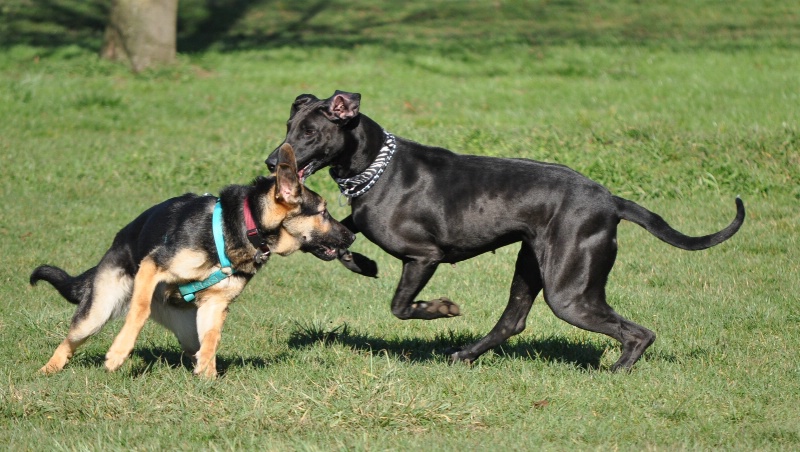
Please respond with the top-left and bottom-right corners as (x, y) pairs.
(259, 144), (355, 260)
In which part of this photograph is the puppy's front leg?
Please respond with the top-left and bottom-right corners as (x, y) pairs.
(105, 258), (160, 372)
(192, 296), (230, 379)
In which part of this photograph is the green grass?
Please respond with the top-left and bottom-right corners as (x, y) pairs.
(2, 1), (799, 450)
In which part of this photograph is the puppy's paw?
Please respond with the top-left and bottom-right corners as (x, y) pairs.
(193, 358), (218, 379)
(104, 353), (128, 372)
(39, 362), (64, 375)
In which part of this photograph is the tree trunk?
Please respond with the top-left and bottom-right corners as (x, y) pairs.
(100, 0), (179, 73)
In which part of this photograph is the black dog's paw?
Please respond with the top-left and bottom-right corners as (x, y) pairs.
(446, 348), (473, 365)
(409, 297), (461, 320)
(337, 249), (379, 277)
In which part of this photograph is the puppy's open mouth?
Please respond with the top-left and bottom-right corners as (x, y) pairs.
(304, 243), (339, 261)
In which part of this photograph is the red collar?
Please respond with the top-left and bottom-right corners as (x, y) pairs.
(243, 197), (271, 262)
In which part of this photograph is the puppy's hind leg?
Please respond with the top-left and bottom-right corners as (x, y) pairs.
(105, 257), (162, 372)
(41, 266), (133, 374)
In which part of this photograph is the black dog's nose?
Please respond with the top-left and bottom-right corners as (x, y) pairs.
(264, 152), (279, 171)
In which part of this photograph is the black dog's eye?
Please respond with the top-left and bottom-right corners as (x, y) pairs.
(304, 129), (315, 136)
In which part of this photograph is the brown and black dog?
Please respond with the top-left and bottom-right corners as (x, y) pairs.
(30, 144), (354, 378)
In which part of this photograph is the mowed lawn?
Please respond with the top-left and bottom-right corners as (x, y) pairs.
(1, 1), (799, 450)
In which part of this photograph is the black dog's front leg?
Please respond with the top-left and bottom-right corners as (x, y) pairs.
(336, 215), (378, 277)
(390, 259), (460, 320)
(337, 249), (378, 277)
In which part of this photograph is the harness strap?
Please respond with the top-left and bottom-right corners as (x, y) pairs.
(178, 200), (234, 302)
(178, 268), (232, 302)
(212, 201), (232, 269)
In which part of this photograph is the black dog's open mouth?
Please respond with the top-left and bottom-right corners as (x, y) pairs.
(297, 161), (320, 183)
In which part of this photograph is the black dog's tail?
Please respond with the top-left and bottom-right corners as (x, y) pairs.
(614, 196), (745, 251)
(30, 265), (96, 305)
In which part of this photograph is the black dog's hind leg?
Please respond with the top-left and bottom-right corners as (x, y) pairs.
(336, 215), (379, 277)
(545, 287), (655, 371)
(539, 226), (656, 371)
(451, 244), (541, 363)
(390, 259), (460, 320)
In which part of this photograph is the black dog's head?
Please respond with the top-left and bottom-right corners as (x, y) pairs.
(265, 91), (361, 181)
(261, 144), (355, 260)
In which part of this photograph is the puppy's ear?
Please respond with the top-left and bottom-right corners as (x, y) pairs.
(276, 143), (298, 174)
(322, 90), (360, 124)
(275, 162), (301, 206)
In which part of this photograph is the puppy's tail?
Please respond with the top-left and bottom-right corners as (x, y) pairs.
(614, 196), (745, 251)
(30, 265), (96, 305)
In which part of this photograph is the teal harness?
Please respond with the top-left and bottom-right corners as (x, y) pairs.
(178, 200), (235, 302)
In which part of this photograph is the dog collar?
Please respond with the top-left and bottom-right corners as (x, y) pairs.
(178, 200), (235, 302)
(331, 130), (396, 199)
(243, 197), (271, 264)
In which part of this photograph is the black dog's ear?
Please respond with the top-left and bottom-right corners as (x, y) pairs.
(290, 94), (318, 119)
(321, 90), (361, 124)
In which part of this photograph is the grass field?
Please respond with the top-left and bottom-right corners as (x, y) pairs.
(1, 1), (799, 450)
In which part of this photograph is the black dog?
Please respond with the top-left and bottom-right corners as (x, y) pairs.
(31, 144), (354, 377)
(265, 91), (745, 370)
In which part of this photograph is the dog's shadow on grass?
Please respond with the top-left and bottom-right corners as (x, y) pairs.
(68, 347), (280, 378)
(128, 347), (281, 378)
(287, 322), (607, 370)
(66, 325), (606, 375)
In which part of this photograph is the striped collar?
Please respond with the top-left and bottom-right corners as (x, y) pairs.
(330, 130), (396, 200)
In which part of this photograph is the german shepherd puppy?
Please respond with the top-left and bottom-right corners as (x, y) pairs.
(30, 144), (354, 378)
